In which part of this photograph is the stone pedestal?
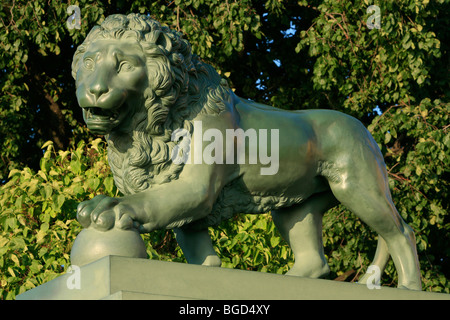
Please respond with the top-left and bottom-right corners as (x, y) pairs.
(16, 256), (449, 300)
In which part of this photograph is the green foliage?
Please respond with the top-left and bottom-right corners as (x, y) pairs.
(0, 0), (105, 179)
(0, 139), (106, 299)
(294, 0), (447, 119)
(210, 214), (292, 274)
(1, 0), (449, 298)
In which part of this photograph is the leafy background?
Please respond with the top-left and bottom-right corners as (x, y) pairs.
(0, 0), (449, 299)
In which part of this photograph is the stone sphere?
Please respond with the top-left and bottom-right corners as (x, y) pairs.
(70, 227), (148, 267)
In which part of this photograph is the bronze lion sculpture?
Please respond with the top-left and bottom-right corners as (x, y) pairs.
(71, 13), (421, 290)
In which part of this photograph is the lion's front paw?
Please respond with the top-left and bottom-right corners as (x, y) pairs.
(77, 195), (135, 231)
(77, 195), (117, 230)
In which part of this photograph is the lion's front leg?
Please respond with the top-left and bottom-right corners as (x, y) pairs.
(174, 227), (222, 267)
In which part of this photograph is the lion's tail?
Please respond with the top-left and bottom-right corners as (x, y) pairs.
(358, 236), (390, 285)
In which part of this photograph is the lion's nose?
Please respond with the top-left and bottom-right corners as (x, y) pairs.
(89, 82), (109, 101)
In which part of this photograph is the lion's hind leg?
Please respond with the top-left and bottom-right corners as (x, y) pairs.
(272, 191), (339, 278)
(174, 227), (222, 267)
(326, 148), (422, 290)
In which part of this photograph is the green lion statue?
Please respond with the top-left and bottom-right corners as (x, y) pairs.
(71, 13), (421, 290)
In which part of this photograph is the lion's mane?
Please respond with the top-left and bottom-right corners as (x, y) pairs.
(72, 14), (232, 195)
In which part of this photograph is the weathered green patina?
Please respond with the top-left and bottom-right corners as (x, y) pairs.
(70, 13), (421, 290)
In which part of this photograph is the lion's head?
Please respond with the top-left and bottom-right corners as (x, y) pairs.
(72, 14), (231, 195)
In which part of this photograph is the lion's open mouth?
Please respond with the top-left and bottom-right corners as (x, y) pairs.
(83, 107), (121, 135)
(84, 107), (119, 121)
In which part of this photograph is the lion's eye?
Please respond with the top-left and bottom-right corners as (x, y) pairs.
(83, 58), (94, 70)
(118, 61), (134, 73)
